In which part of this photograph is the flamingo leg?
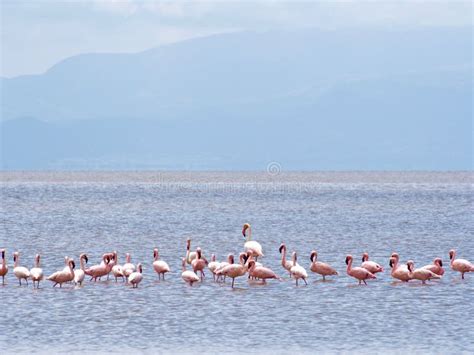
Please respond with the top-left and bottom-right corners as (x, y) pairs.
(303, 278), (307, 285)
(231, 278), (235, 288)
(363, 280), (367, 285)
(296, 278), (298, 286)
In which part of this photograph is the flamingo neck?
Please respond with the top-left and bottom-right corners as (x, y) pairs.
(392, 259), (398, 271)
(346, 259), (352, 272)
(281, 247), (287, 266)
(246, 228), (252, 242)
(450, 252), (456, 266)
(80, 257), (85, 270)
(14, 256), (19, 268)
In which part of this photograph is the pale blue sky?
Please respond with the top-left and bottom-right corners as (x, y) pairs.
(1, 0), (472, 77)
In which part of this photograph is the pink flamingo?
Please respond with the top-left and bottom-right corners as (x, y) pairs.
(361, 252), (384, 274)
(218, 253), (249, 288)
(406, 260), (441, 284)
(181, 257), (199, 286)
(85, 254), (110, 281)
(128, 263), (143, 288)
(309, 250), (338, 281)
(153, 248), (170, 280)
(47, 258), (75, 287)
(449, 249), (474, 279)
(0, 249), (8, 285)
(278, 243), (293, 277)
(345, 255), (376, 285)
(191, 247), (208, 280)
(215, 254), (234, 282)
(389, 256), (412, 282)
(247, 260), (280, 284)
(422, 258), (444, 277)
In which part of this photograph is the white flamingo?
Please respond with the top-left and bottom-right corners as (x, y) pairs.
(30, 254), (44, 288)
(13, 251), (30, 286)
(181, 257), (199, 286)
(129, 263), (143, 288)
(242, 223), (263, 261)
(290, 251), (308, 286)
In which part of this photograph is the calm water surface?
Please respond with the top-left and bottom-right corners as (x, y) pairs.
(1, 172), (473, 354)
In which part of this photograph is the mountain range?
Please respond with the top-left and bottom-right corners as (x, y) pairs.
(1, 27), (472, 170)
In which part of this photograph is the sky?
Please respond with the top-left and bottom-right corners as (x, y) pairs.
(0, 0), (472, 78)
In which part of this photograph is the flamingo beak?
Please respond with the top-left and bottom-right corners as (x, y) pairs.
(345, 257), (349, 265)
(439, 260), (443, 267)
(279, 245), (284, 253)
(84, 255), (89, 263)
(1, 251), (4, 258)
(389, 259), (393, 267)
(13, 255), (16, 262)
(71, 260), (76, 269)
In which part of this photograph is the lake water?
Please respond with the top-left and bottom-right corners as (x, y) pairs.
(1, 172), (473, 354)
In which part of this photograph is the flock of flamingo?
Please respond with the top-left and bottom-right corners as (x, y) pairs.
(1, 223), (473, 289)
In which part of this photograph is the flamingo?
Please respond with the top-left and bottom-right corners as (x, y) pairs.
(181, 257), (199, 286)
(290, 252), (308, 286)
(122, 253), (136, 281)
(278, 243), (293, 277)
(208, 254), (221, 281)
(218, 253), (249, 288)
(422, 258), (445, 277)
(406, 260), (441, 284)
(389, 256), (412, 282)
(242, 223), (263, 261)
(449, 249), (474, 279)
(128, 263), (143, 288)
(361, 252), (384, 274)
(215, 254), (234, 282)
(153, 248), (170, 280)
(185, 239), (197, 265)
(345, 255), (376, 285)
(247, 260), (280, 284)
(0, 249), (8, 285)
(30, 254), (44, 288)
(74, 253), (88, 285)
(111, 252), (125, 282)
(47, 258), (75, 287)
(85, 254), (111, 281)
(309, 250), (338, 281)
(13, 251), (30, 286)
(105, 252), (116, 280)
(191, 247), (208, 280)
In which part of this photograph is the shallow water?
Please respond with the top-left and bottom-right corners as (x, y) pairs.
(1, 172), (473, 354)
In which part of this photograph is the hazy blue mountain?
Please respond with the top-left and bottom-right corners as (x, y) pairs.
(1, 27), (472, 170)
